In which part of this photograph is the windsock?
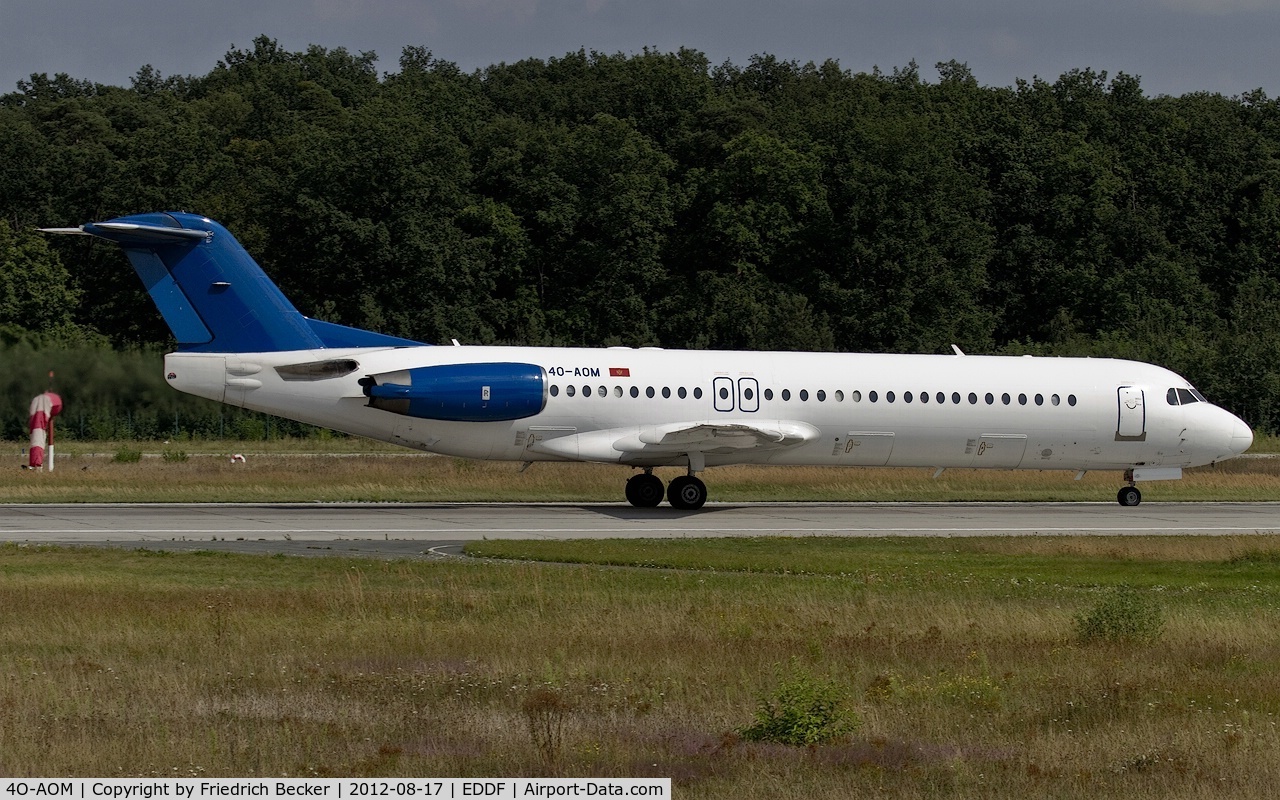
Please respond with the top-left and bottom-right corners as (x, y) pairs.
(27, 392), (63, 469)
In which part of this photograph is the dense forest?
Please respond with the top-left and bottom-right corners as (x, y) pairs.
(2, 37), (1279, 437)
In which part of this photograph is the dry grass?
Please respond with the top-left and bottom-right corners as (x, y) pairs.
(3, 447), (1279, 503)
(1, 539), (1279, 798)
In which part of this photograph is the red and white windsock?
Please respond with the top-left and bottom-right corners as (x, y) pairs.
(27, 392), (63, 469)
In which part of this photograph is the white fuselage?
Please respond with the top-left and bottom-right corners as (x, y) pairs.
(164, 345), (1252, 475)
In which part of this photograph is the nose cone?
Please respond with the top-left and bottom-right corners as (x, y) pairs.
(1230, 418), (1254, 456)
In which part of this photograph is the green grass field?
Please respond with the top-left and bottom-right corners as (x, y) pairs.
(4, 437), (1278, 793)
(2, 536), (1279, 797)
(3, 441), (1279, 503)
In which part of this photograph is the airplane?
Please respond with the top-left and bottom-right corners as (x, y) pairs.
(43, 212), (1254, 509)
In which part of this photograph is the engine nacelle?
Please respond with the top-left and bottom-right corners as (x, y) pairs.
(362, 362), (546, 422)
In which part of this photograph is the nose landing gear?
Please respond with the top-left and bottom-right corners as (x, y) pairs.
(1117, 485), (1142, 506)
(1117, 469), (1142, 506)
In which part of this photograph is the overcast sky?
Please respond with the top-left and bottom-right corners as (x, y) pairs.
(2, 0), (1277, 98)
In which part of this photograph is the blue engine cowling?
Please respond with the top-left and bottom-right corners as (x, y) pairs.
(362, 362), (546, 422)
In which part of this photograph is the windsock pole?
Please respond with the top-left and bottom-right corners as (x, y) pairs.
(47, 372), (55, 472)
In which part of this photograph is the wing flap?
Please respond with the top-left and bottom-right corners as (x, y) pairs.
(528, 420), (820, 464)
(621, 420), (820, 452)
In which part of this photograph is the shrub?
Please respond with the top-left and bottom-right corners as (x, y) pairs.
(1075, 585), (1164, 643)
(741, 667), (859, 746)
(161, 449), (189, 463)
(112, 447), (142, 463)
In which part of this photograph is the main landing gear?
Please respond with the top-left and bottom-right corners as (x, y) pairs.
(624, 471), (664, 507)
(1117, 469), (1142, 506)
(625, 468), (707, 510)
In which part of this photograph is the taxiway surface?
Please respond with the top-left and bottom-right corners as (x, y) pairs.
(3, 502), (1278, 559)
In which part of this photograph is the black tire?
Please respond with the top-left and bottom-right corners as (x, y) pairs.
(667, 475), (707, 510)
(1117, 486), (1142, 507)
(625, 473), (664, 507)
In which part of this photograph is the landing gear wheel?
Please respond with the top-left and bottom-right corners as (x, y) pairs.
(667, 475), (707, 510)
(1117, 486), (1142, 507)
(625, 473), (664, 507)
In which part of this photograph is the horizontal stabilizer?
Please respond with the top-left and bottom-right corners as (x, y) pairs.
(85, 221), (211, 243)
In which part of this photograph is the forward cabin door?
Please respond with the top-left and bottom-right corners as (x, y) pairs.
(1116, 386), (1147, 441)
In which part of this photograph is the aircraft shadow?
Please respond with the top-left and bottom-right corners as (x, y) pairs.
(251, 503), (745, 517)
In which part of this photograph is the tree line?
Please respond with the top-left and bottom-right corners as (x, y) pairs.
(2, 37), (1278, 434)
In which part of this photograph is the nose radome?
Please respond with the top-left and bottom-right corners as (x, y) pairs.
(1231, 419), (1254, 455)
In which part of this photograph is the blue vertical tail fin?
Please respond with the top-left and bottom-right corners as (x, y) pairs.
(49, 212), (421, 352)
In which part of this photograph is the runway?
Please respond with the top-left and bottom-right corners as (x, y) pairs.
(3, 501), (1278, 559)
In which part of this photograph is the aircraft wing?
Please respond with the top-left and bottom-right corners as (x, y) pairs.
(530, 419), (820, 463)
(617, 420), (819, 452)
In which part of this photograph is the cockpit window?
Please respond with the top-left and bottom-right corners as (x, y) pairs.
(1167, 388), (1179, 406)
(1169, 387), (1205, 405)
